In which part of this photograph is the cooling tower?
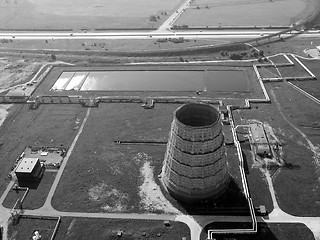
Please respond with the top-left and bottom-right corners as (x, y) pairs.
(162, 103), (229, 203)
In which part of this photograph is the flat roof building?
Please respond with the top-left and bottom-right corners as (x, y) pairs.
(15, 158), (44, 182)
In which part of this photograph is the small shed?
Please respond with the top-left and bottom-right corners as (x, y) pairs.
(250, 123), (271, 157)
(15, 158), (44, 182)
(6, 90), (25, 98)
(5, 90), (27, 103)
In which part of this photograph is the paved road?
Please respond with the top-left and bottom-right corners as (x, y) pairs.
(0, 30), (319, 40)
(157, 0), (192, 31)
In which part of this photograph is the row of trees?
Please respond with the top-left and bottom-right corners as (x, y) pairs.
(220, 49), (265, 60)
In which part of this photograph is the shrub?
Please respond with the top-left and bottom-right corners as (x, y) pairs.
(149, 15), (157, 22)
(259, 50), (264, 56)
(251, 49), (259, 57)
(50, 54), (56, 61)
(230, 53), (243, 60)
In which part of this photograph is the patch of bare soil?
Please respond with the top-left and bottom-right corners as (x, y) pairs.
(0, 104), (12, 126)
(139, 160), (180, 214)
(89, 182), (130, 212)
(0, 58), (41, 91)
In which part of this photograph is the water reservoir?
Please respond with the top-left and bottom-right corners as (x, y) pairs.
(51, 70), (249, 92)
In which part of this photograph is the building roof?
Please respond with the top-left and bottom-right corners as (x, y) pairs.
(250, 123), (268, 144)
(15, 157), (39, 173)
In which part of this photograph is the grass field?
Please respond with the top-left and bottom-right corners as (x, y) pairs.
(0, 0), (182, 30)
(55, 218), (190, 240)
(8, 217), (57, 240)
(290, 59), (320, 99)
(3, 171), (57, 210)
(51, 103), (180, 214)
(0, 38), (229, 52)
(50, 102), (253, 214)
(175, 0), (306, 27)
(0, 104), (87, 197)
(238, 82), (320, 216)
(200, 223), (315, 240)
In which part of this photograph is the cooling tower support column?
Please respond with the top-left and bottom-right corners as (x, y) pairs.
(162, 103), (229, 203)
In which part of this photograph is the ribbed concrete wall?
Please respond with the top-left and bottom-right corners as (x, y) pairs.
(162, 103), (229, 203)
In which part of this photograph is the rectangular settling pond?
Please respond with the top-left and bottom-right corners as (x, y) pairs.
(50, 70), (249, 92)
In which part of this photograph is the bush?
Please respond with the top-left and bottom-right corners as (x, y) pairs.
(230, 53), (243, 60)
(251, 49), (259, 57)
(259, 50), (264, 56)
(149, 15), (157, 22)
(50, 54), (56, 61)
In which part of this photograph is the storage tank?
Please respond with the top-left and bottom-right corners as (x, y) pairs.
(161, 103), (229, 203)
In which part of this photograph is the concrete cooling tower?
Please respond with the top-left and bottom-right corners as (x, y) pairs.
(162, 103), (229, 203)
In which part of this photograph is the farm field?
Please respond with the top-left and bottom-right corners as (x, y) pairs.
(0, 0), (182, 30)
(175, 0), (306, 27)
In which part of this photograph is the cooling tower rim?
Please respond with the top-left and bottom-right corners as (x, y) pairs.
(174, 103), (221, 129)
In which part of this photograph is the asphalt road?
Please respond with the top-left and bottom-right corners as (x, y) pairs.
(0, 30), (319, 40)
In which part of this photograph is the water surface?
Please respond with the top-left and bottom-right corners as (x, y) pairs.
(51, 70), (249, 92)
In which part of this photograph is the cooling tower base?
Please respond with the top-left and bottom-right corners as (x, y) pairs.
(162, 175), (230, 204)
